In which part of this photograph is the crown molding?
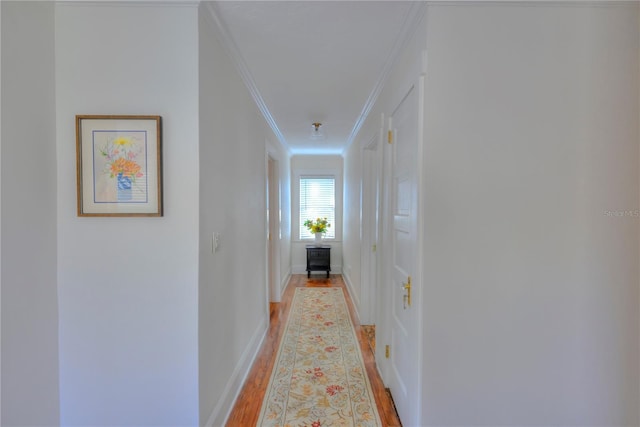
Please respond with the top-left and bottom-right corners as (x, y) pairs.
(202, 1), (290, 153)
(56, 0), (200, 8)
(426, 0), (637, 7)
(345, 1), (428, 153)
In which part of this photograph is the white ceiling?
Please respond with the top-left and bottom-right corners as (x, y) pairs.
(208, 1), (422, 155)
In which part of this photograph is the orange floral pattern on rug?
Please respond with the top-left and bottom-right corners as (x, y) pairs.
(257, 287), (382, 427)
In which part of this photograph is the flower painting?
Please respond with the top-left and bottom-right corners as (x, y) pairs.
(76, 115), (162, 216)
(94, 132), (147, 203)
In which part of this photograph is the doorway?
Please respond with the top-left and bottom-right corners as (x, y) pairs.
(360, 125), (383, 325)
(267, 155), (281, 303)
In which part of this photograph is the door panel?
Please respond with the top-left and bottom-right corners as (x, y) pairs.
(387, 79), (421, 426)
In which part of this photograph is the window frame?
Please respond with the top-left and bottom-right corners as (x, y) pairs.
(298, 175), (336, 240)
(292, 167), (342, 242)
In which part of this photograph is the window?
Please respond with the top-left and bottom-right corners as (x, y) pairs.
(299, 176), (335, 239)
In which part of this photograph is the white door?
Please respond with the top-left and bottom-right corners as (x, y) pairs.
(386, 78), (423, 426)
(267, 156), (281, 303)
(360, 132), (382, 325)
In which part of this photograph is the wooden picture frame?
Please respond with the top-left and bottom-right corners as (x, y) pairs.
(76, 115), (163, 217)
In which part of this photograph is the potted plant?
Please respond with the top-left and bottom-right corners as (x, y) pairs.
(304, 217), (330, 245)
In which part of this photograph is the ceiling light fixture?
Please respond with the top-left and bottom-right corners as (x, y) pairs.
(310, 122), (325, 140)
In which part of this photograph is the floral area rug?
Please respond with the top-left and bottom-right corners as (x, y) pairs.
(257, 287), (382, 427)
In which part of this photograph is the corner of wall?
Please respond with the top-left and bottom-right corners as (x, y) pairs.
(342, 272), (360, 321)
(1, 2), (60, 425)
(206, 318), (268, 427)
(280, 268), (291, 298)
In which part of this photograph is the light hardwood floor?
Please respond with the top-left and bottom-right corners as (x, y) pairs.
(225, 274), (402, 426)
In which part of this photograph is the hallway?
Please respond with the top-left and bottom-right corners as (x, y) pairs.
(2, 2), (638, 426)
(226, 275), (402, 427)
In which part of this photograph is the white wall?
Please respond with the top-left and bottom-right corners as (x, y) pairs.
(55, 3), (200, 425)
(342, 136), (363, 309)
(0, 2), (60, 425)
(291, 155), (343, 275)
(343, 0), (428, 364)
(198, 5), (287, 424)
(420, 4), (639, 425)
(0, 3), (3, 420)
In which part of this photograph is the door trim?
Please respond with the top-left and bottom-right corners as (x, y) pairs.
(266, 153), (281, 304)
(359, 121), (384, 325)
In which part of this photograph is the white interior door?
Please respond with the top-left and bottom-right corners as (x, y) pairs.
(360, 132), (381, 325)
(267, 156), (281, 302)
(386, 79), (422, 426)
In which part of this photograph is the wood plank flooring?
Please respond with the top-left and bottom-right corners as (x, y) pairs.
(225, 274), (402, 427)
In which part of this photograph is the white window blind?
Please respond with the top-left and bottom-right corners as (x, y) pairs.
(299, 176), (335, 239)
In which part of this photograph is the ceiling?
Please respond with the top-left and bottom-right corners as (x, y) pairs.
(208, 1), (422, 155)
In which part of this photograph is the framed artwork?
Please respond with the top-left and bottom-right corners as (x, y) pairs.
(76, 115), (163, 217)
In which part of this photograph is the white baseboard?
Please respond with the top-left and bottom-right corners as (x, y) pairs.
(280, 268), (291, 297)
(342, 272), (360, 322)
(205, 318), (268, 427)
(291, 264), (306, 274)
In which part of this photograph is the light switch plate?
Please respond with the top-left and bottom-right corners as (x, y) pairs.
(212, 232), (220, 253)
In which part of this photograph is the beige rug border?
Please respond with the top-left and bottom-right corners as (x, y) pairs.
(256, 286), (382, 426)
